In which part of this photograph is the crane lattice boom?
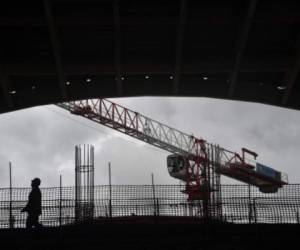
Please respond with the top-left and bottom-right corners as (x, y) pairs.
(58, 99), (231, 161)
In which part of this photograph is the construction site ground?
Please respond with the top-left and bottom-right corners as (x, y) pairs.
(0, 216), (298, 250)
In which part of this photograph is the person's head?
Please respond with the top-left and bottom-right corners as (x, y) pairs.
(31, 178), (41, 188)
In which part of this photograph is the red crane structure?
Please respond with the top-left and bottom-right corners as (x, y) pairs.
(57, 98), (288, 217)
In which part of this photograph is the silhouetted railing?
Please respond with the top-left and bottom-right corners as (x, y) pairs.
(1, 184), (300, 228)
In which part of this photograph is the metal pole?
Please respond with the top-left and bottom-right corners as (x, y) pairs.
(91, 146), (94, 219)
(109, 162), (112, 218)
(75, 146), (78, 222)
(9, 162), (13, 229)
(253, 198), (257, 224)
(248, 182), (251, 224)
(59, 174), (62, 227)
(151, 173), (157, 216)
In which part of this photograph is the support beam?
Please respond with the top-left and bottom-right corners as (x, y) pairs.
(113, 0), (122, 96)
(173, 0), (187, 95)
(4, 62), (289, 76)
(43, 0), (68, 100)
(0, 65), (13, 109)
(228, 0), (258, 97)
(282, 36), (300, 106)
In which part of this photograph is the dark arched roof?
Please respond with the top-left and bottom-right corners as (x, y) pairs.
(1, 0), (300, 113)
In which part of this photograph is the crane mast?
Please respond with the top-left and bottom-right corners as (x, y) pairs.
(56, 98), (288, 216)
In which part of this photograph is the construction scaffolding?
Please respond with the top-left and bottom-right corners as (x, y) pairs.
(0, 184), (300, 228)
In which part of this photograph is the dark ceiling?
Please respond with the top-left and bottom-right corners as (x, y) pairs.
(1, 0), (300, 113)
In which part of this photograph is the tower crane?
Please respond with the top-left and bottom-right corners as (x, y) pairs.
(56, 98), (288, 214)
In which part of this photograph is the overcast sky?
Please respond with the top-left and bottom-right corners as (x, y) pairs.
(0, 97), (299, 188)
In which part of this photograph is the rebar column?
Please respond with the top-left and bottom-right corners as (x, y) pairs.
(75, 144), (95, 222)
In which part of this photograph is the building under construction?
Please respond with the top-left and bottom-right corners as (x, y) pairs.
(0, 97), (293, 228)
(56, 98), (289, 219)
(0, 98), (295, 250)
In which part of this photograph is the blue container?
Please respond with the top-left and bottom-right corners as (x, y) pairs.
(256, 163), (279, 180)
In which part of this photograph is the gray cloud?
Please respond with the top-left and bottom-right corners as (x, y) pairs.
(0, 97), (299, 188)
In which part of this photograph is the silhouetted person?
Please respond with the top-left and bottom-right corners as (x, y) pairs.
(21, 178), (42, 229)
